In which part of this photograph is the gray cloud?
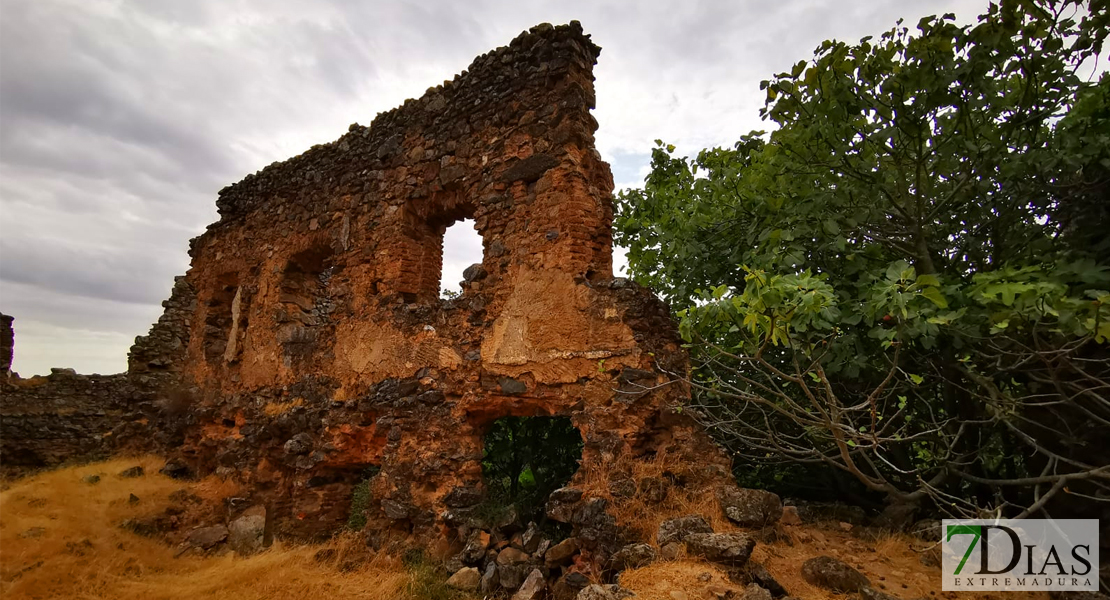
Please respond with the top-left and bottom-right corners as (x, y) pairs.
(0, 0), (989, 375)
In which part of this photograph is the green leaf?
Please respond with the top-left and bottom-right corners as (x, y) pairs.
(921, 287), (948, 308)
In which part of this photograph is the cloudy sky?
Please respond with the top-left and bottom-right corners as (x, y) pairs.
(0, 0), (990, 376)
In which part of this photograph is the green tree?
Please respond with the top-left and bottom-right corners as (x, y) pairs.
(615, 0), (1110, 521)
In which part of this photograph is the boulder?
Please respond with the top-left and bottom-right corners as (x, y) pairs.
(497, 546), (531, 565)
(118, 466), (144, 478)
(684, 532), (756, 566)
(545, 537), (580, 565)
(577, 584), (635, 600)
(610, 543), (657, 571)
(479, 562), (500, 594)
(512, 568), (546, 600)
(717, 487), (782, 528)
(746, 562), (787, 597)
(779, 506), (802, 525)
(547, 487), (584, 522)
(737, 584), (773, 600)
(800, 556), (870, 592)
(159, 459), (191, 480)
(521, 521), (544, 553)
(552, 572), (591, 600)
(461, 529), (491, 564)
(657, 515), (713, 545)
(82, 474), (101, 485)
(228, 508), (266, 555)
(446, 567), (481, 591)
(499, 564), (532, 590)
(185, 525), (228, 550)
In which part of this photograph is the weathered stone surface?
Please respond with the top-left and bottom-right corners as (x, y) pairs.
(1, 313), (13, 377)
(119, 466), (145, 478)
(545, 537), (580, 565)
(446, 567), (481, 591)
(160, 459), (191, 480)
(684, 532), (756, 566)
(512, 568), (546, 600)
(737, 584), (773, 600)
(444, 486), (483, 508)
(779, 506), (802, 525)
(577, 584), (635, 600)
(553, 572), (591, 600)
(610, 542), (657, 571)
(717, 487), (782, 528)
(499, 564), (532, 590)
(186, 525), (228, 550)
(461, 529), (491, 564)
(228, 507), (266, 555)
(479, 562), (500, 594)
(746, 562), (787, 597)
(497, 546), (531, 565)
(800, 556), (870, 592)
(657, 515), (713, 545)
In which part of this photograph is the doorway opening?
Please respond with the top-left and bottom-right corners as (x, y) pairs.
(481, 416), (583, 523)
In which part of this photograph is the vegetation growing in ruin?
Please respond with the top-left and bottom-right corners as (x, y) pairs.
(346, 466), (380, 531)
(615, 0), (1110, 518)
(481, 416), (583, 522)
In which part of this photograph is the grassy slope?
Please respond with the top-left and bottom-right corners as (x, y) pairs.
(0, 456), (460, 600)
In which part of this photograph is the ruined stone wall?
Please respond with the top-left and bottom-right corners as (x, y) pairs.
(152, 21), (732, 547)
(0, 283), (193, 475)
(1, 313), (13, 376)
(0, 371), (148, 472)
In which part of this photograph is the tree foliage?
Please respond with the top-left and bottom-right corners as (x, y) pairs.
(615, 0), (1110, 519)
(482, 416), (583, 521)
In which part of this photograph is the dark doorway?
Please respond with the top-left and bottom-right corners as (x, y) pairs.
(481, 416), (583, 522)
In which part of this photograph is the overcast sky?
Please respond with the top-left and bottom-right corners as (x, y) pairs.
(0, 0), (990, 376)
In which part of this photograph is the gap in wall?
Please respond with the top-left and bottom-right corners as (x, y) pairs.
(440, 218), (482, 298)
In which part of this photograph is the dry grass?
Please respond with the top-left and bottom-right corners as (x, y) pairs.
(620, 524), (1052, 600)
(587, 453), (1051, 599)
(0, 456), (468, 600)
(618, 560), (732, 600)
(578, 450), (732, 545)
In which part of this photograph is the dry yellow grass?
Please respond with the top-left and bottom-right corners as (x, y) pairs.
(0, 456), (462, 600)
(578, 450), (732, 545)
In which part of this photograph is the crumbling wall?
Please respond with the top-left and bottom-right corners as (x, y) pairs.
(0, 282), (194, 476)
(153, 20), (732, 550)
(1, 313), (13, 376)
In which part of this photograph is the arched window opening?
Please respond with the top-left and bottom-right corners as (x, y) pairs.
(277, 246), (337, 357)
(440, 218), (483, 298)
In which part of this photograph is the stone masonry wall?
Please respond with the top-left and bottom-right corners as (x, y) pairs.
(155, 20), (733, 553)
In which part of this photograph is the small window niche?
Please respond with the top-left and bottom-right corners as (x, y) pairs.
(204, 273), (248, 365)
(276, 246), (337, 357)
